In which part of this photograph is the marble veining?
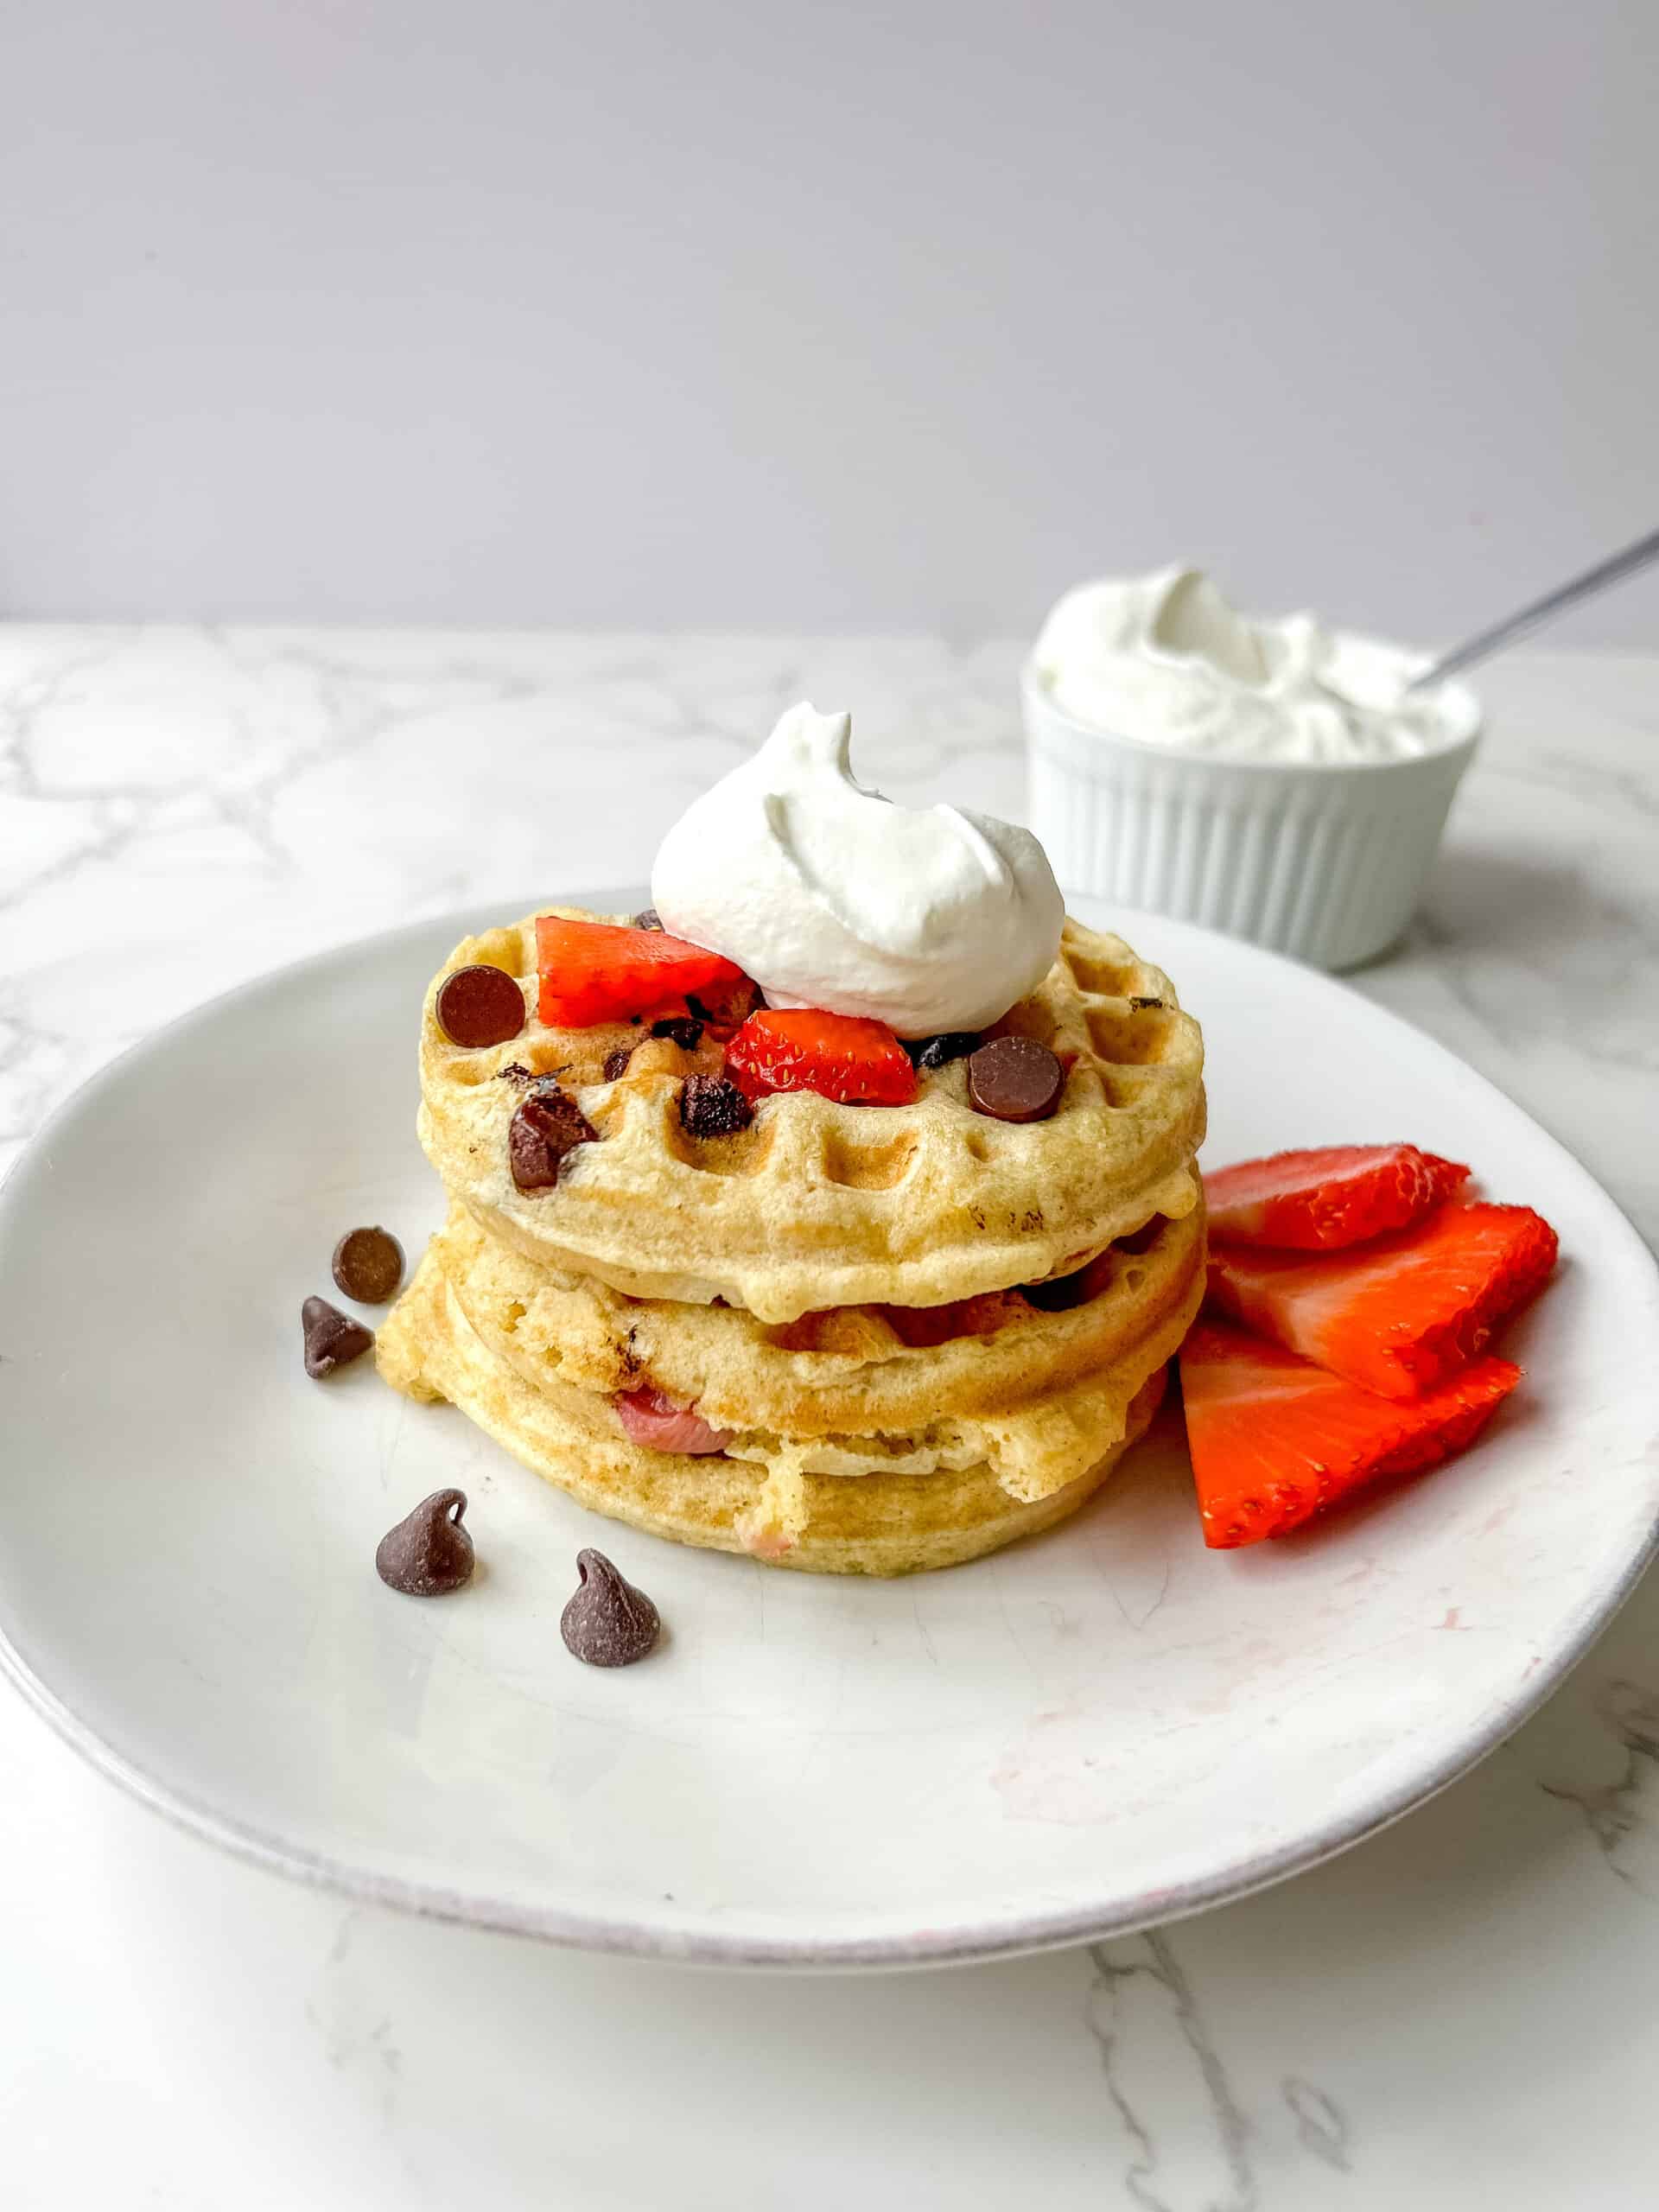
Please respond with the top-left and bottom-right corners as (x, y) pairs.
(3, 625), (1658, 2210)
(1086, 1932), (1258, 2209)
(1085, 1933), (1357, 2209)
(1543, 1679), (1659, 1897)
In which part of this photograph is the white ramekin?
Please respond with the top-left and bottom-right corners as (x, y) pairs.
(1022, 669), (1483, 970)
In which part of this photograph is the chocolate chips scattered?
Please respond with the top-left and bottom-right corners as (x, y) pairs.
(633, 906), (664, 931)
(560, 1548), (660, 1667)
(906, 1031), (981, 1071)
(678, 1072), (753, 1139)
(509, 1077), (597, 1192)
(967, 1035), (1065, 1124)
(602, 1044), (635, 1081)
(375, 1489), (475, 1596)
(435, 963), (526, 1048)
(302, 1295), (374, 1378)
(651, 1014), (704, 1052)
(331, 1225), (404, 1305)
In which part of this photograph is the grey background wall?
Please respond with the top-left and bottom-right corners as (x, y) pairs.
(6, 0), (1656, 642)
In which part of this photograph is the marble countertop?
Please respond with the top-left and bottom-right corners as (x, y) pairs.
(3, 626), (1656, 2209)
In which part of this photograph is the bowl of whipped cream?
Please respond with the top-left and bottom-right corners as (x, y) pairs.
(1022, 567), (1482, 969)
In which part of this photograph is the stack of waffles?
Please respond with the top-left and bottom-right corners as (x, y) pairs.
(378, 907), (1207, 1575)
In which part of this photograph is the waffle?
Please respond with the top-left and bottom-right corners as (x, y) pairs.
(377, 1243), (1171, 1576)
(417, 908), (1206, 1323)
(427, 1200), (1204, 1503)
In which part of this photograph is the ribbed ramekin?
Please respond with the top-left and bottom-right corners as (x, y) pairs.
(1022, 669), (1482, 970)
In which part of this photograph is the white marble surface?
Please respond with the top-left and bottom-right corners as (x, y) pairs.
(3, 626), (1657, 2209)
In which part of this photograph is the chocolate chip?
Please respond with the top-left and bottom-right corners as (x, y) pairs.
(508, 1114), (560, 1191)
(302, 1295), (373, 1378)
(435, 963), (526, 1048)
(967, 1035), (1065, 1124)
(331, 1225), (404, 1304)
(560, 1548), (660, 1667)
(602, 1044), (634, 1081)
(651, 1014), (704, 1051)
(679, 1073), (753, 1138)
(633, 907), (664, 931)
(375, 1489), (474, 1596)
(1128, 995), (1165, 1013)
(509, 1079), (598, 1191)
(906, 1030), (981, 1071)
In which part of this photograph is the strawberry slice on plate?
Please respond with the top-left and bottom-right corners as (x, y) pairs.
(536, 915), (747, 1029)
(1180, 1318), (1521, 1548)
(1205, 1143), (1471, 1250)
(614, 1386), (732, 1457)
(725, 1008), (918, 1107)
(1206, 1199), (1558, 1400)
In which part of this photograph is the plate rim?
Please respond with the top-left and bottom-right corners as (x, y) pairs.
(3, 891), (1656, 1971)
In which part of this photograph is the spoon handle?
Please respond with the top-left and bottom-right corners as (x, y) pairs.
(1410, 524), (1659, 690)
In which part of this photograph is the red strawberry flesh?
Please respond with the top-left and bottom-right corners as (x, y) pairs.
(1205, 1143), (1471, 1250)
(536, 915), (746, 1029)
(1205, 1199), (1558, 1401)
(615, 1386), (732, 1456)
(724, 1007), (918, 1107)
(1180, 1318), (1521, 1548)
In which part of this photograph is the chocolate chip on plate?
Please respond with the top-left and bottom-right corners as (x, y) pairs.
(678, 1072), (753, 1138)
(561, 1548), (660, 1667)
(967, 1035), (1065, 1124)
(509, 1078), (597, 1191)
(906, 1030), (981, 1071)
(650, 1014), (704, 1052)
(375, 1489), (475, 1596)
(435, 963), (526, 1049)
(633, 906), (664, 931)
(602, 1043), (635, 1081)
(302, 1295), (374, 1378)
(331, 1225), (404, 1304)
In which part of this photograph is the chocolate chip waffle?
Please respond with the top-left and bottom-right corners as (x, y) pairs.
(427, 1200), (1205, 1503)
(416, 907), (1205, 1324)
(377, 1244), (1173, 1577)
(384, 895), (1207, 1573)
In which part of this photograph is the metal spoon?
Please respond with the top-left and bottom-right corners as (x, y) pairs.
(1408, 524), (1659, 690)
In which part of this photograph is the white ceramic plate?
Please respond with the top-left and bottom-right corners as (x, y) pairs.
(3, 894), (1656, 1968)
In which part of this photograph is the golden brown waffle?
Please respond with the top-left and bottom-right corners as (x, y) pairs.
(377, 1244), (1169, 1576)
(429, 1200), (1203, 1503)
(417, 907), (1205, 1323)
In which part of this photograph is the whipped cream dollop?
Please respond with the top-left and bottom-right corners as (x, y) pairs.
(1031, 566), (1479, 764)
(652, 703), (1064, 1037)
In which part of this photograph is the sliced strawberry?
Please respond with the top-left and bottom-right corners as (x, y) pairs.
(535, 915), (746, 1029)
(1205, 1144), (1471, 1250)
(1206, 1200), (1558, 1400)
(1180, 1319), (1520, 1547)
(724, 1008), (918, 1107)
(614, 1385), (732, 1456)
